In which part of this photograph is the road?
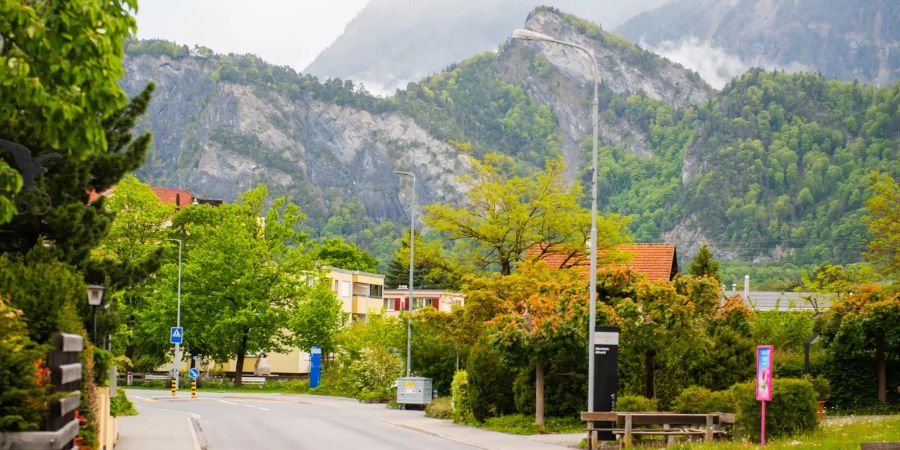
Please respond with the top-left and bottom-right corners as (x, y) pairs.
(118, 390), (578, 450)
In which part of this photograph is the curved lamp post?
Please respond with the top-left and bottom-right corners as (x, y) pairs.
(512, 28), (601, 412)
(394, 170), (415, 378)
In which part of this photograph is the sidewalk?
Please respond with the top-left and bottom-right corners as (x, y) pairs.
(275, 393), (583, 450)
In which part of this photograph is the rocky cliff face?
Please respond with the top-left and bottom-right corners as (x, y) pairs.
(122, 53), (471, 222)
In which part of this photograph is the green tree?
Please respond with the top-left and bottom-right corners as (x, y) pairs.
(290, 278), (345, 365)
(0, 161), (22, 224)
(863, 173), (900, 279)
(424, 153), (628, 275)
(311, 237), (378, 272)
(136, 185), (310, 385)
(688, 243), (721, 280)
(384, 231), (463, 289)
(0, 296), (47, 431)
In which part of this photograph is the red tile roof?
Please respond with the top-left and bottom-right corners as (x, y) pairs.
(532, 243), (678, 282)
(151, 188), (195, 207)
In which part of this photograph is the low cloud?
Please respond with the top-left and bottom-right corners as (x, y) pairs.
(648, 37), (750, 89)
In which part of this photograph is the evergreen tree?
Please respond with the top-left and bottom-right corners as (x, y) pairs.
(689, 243), (721, 280)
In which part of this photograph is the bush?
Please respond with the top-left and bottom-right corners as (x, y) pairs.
(0, 297), (48, 431)
(451, 370), (472, 423)
(281, 380), (310, 394)
(349, 347), (400, 401)
(110, 390), (137, 416)
(616, 395), (658, 412)
(466, 341), (515, 421)
(673, 386), (735, 413)
(425, 397), (453, 419)
(512, 363), (588, 418)
(93, 348), (113, 387)
(730, 378), (817, 441)
(803, 374), (831, 401)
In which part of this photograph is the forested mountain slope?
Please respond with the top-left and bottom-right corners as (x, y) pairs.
(122, 7), (898, 269)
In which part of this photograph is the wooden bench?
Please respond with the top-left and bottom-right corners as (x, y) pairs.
(581, 412), (734, 449)
(241, 376), (266, 387)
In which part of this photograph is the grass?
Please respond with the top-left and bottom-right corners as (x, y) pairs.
(621, 415), (900, 449)
(469, 414), (584, 435)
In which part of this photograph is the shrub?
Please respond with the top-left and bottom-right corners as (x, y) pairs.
(730, 378), (817, 441)
(673, 386), (735, 413)
(511, 363), (586, 418)
(803, 374), (831, 401)
(0, 297), (48, 431)
(451, 370), (472, 423)
(466, 341), (515, 421)
(425, 397), (453, 419)
(93, 348), (113, 387)
(281, 380), (310, 394)
(349, 347), (401, 401)
(110, 390), (137, 416)
(616, 395), (657, 412)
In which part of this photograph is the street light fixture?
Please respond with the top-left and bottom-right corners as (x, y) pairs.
(87, 284), (105, 343)
(168, 238), (183, 388)
(512, 28), (601, 412)
(394, 170), (415, 378)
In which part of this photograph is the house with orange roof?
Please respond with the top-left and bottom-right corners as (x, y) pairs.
(88, 185), (222, 208)
(534, 243), (679, 282)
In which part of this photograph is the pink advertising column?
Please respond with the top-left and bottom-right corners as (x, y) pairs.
(756, 345), (774, 448)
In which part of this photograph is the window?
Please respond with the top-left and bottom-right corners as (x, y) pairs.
(339, 281), (351, 298)
(383, 298), (396, 311)
(369, 285), (383, 298)
(412, 298), (434, 310)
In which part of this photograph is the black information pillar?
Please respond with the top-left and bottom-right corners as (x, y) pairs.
(592, 326), (619, 441)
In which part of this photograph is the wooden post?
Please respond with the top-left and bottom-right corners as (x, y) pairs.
(705, 414), (713, 442)
(623, 414), (633, 448)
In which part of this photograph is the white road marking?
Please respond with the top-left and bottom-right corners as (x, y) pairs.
(187, 416), (202, 450)
(217, 399), (239, 406)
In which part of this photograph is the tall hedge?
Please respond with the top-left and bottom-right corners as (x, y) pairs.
(466, 340), (515, 421)
(450, 370), (471, 423)
(731, 378), (817, 441)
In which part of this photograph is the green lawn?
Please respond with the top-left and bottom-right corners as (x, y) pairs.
(655, 415), (900, 450)
(468, 414), (584, 435)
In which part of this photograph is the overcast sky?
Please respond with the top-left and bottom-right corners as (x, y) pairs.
(135, 0), (368, 70)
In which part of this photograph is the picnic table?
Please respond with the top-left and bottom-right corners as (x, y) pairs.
(581, 411), (735, 449)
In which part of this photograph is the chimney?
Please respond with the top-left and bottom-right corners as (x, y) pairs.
(744, 275), (750, 300)
(175, 192), (181, 207)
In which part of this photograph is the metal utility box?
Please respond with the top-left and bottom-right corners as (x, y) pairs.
(396, 377), (433, 405)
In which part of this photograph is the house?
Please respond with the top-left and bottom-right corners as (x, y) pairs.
(325, 266), (385, 322)
(381, 288), (465, 317)
(88, 185), (222, 208)
(536, 242), (679, 282)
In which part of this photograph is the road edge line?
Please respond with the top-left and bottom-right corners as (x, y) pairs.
(187, 414), (208, 450)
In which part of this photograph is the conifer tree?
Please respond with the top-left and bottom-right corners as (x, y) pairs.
(689, 243), (721, 280)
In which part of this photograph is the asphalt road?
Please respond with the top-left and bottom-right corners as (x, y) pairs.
(120, 390), (481, 450)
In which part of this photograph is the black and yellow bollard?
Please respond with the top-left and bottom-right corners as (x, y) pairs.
(171, 377), (177, 396)
(191, 379), (197, 399)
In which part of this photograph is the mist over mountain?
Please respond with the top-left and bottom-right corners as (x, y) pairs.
(304, 0), (668, 95)
(616, 0), (899, 88)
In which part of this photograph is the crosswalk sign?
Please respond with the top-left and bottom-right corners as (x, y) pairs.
(170, 327), (184, 344)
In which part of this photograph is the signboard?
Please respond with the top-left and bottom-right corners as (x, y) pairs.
(309, 345), (322, 389)
(170, 327), (183, 344)
(756, 345), (773, 401)
(593, 326), (619, 441)
(188, 368), (200, 379)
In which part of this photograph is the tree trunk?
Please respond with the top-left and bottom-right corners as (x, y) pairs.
(644, 350), (656, 399)
(877, 335), (887, 403)
(233, 329), (249, 387)
(535, 362), (545, 427)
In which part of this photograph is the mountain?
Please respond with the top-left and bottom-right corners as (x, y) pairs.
(304, 0), (669, 95)
(122, 7), (899, 270)
(616, 0), (900, 88)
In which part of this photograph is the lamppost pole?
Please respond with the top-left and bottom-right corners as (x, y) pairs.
(395, 170), (415, 378)
(512, 28), (600, 412)
(169, 238), (183, 387)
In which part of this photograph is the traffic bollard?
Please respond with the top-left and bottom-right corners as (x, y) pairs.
(191, 380), (197, 399)
(171, 377), (177, 396)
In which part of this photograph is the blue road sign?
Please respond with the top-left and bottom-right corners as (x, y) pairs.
(188, 368), (200, 379)
(170, 327), (184, 344)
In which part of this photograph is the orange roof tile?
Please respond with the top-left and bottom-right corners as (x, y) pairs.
(531, 243), (678, 282)
(151, 188), (195, 207)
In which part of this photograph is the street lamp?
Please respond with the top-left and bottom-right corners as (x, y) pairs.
(87, 284), (105, 343)
(168, 238), (183, 389)
(394, 170), (415, 377)
(512, 28), (601, 412)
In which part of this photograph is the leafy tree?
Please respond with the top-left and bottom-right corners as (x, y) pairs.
(688, 243), (721, 280)
(135, 185), (310, 385)
(486, 262), (610, 425)
(290, 278), (345, 365)
(0, 161), (21, 224)
(466, 339), (516, 422)
(816, 284), (900, 404)
(311, 237), (378, 272)
(863, 173), (900, 279)
(424, 153), (628, 275)
(384, 231), (463, 289)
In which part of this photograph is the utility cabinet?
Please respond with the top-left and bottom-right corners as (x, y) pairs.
(396, 377), (433, 405)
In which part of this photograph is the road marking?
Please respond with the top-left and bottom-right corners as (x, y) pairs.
(217, 399), (239, 406)
(133, 395), (159, 403)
